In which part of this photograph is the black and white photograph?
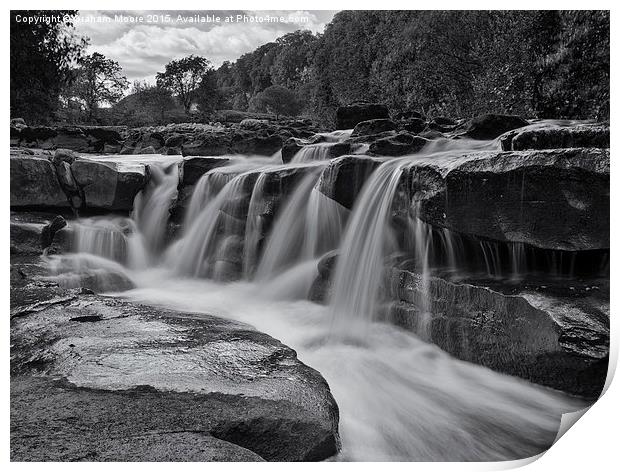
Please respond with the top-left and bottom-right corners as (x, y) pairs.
(7, 5), (613, 464)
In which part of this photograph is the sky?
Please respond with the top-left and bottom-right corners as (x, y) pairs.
(74, 10), (338, 84)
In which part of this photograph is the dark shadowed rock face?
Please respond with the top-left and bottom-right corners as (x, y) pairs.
(179, 156), (232, 186)
(10, 255), (340, 461)
(465, 114), (529, 140)
(71, 159), (147, 211)
(351, 119), (397, 137)
(383, 269), (609, 398)
(399, 117), (427, 134)
(181, 129), (283, 157)
(500, 122), (610, 151)
(316, 155), (385, 210)
(368, 133), (429, 156)
(13, 125), (124, 153)
(10, 154), (70, 208)
(402, 148), (610, 251)
(335, 103), (390, 130)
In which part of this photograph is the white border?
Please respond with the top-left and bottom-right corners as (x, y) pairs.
(2, 1), (617, 470)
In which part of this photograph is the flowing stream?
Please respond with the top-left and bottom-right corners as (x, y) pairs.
(46, 137), (588, 461)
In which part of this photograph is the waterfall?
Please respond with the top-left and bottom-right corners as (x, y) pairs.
(70, 217), (135, 264)
(328, 159), (409, 333)
(132, 162), (179, 259)
(173, 172), (255, 278)
(184, 170), (234, 227)
(242, 173), (270, 278)
(291, 144), (332, 163)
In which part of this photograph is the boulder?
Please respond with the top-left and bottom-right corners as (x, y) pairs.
(10, 283), (339, 461)
(368, 133), (429, 156)
(317, 155), (384, 209)
(401, 148), (609, 251)
(465, 114), (529, 140)
(180, 156), (232, 186)
(10, 156), (69, 208)
(70, 159), (147, 211)
(385, 268), (609, 397)
(400, 118), (427, 134)
(41, 215), (67, 250)
(335, 103), (390, 130)
(351, 119), (397, 137)
(500, 122), (610, 151)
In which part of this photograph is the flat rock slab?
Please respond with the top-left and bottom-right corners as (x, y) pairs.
(10, 264), (339, 461)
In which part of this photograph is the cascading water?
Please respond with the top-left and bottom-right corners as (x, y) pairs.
(46, 135), (594, 460)
(328, 159), (408, 334)
(132, 162), (179, 260)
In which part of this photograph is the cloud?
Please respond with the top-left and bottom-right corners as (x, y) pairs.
(75, 10), (337, 83)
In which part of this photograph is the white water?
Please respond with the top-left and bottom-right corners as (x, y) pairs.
(119, 273), (585, 461)
(47, 136), (590, 461)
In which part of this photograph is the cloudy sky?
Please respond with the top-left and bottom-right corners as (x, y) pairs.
(74, 10), (338, 84)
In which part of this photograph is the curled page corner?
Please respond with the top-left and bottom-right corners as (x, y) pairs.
(554, 406), (592, 444)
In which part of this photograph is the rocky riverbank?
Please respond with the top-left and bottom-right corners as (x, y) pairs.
(9, 104), (610, 457)
(10, 225), (340, 461)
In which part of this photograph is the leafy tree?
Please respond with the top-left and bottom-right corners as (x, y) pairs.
(250, 85), (301, 119)
(133, 81), (177, 122)
(194, 69), (221, 115)
(10, 10), (87, 123)
(72, 52), (129, 121)
(156, 55), (212, 115)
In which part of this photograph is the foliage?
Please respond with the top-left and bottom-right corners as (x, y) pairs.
(10, 10), (87, 123)
(107, 81), (179, 126)
(249, 85), (301, 119)
(212, 11), (608, 124)
(156, 55), (212, 114)
(70, 52), (129, 121)
(194, 69), (222, 116)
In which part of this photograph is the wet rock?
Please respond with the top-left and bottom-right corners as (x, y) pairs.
(10, 155), (70, 208)
(369, 133), (429, 156)
(404, 148), (609, 251)
(336, 103), (390, 130)
(385, 269), (609, 397)
(281, 136), (325, 162)
(182, 129), (283, 157)
(317, 155), (385, 209)
(41, 216), (67, 250)
(500, 122), (610, 151)
(464, 114), (529, 140)
(351, 119), (397, 137)
(179, 156), (232, 186)
(10, 290), (340, 461)
(71, 159), (147, 211)
(399, 118), (427, 134)
(419, 129), (446, 140)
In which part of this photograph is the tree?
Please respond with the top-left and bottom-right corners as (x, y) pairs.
(250, 85), (301, 119)
(194, 69), (221, 115)
(156, 55), (212, 115)
(10, 10), (87, 123)
(72, 52), (129, 121)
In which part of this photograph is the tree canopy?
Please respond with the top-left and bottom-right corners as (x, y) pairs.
(156, 55), (212, 114)
(71, 52), (129, 121)
(10, 10), (87, 123)
(250, 85), (301, 119)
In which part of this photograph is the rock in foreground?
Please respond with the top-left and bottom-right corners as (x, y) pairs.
(10, 258), (340, 461)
